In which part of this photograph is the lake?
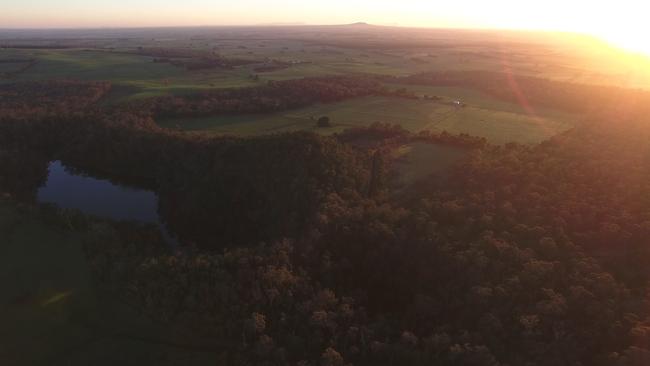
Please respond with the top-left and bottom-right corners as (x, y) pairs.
(37, 160), (175, 243)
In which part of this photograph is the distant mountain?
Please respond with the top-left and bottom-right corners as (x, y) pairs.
(256, 22), (306, 26)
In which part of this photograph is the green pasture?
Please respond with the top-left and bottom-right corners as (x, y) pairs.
(160, 90), (576, 144)
(0, 46), (578, 143)
(3, 32), (648, 97)
(0, 61), (28, 73)
(0, 48), (258, 101)
(0, 43), (496, 101)
(1, 49), (183, 81)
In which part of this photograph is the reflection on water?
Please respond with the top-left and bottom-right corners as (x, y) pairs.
(38, 161), (158, 222)
(37, 161), (176, 244)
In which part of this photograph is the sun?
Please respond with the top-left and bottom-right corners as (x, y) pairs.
(597, 30), (650, 56)
(574, 4), (650, 57)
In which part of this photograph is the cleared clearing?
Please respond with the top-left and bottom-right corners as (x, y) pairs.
(160, 91), (577, 144)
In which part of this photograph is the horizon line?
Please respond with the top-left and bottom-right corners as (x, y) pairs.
(0, 22), (587, 35)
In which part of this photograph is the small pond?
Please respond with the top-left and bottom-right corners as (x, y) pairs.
(37, 161), (175, 243)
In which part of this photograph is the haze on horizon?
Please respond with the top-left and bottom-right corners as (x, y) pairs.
(2, 0), (650, 54)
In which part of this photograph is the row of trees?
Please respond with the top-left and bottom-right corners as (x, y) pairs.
(130, 76), (403, 120)
(336, 122), (488, 150)
(0, 80), (111, 121)
(152, 55), (258, 71)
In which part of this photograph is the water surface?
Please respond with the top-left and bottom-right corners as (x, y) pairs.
(37, 161), (160, 223)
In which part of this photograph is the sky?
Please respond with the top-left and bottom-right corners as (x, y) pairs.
(2, 0), (648, 51)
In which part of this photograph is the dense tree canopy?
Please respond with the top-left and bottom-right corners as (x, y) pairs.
(3, 77), (650, 365)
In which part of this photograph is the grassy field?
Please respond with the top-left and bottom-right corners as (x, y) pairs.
(2, 29), (639, 144)
(0, 45), (407, 98)
(0, 44), (407, 97)
(0, 61), (29, 73)
(0, 46), (578, 143)
(160, 88), (577, 144)
(2, 49), (183, 81)
(0, 202), (215, 365)
(0, 48), (259, 101)
(3, 28), (648, 102)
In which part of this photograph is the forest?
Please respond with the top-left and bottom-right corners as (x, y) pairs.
(0, 72), (650, 365)
(2, 50), (650, 365)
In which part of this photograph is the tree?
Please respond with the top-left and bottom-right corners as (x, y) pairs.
(317, 116), (331, 128)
